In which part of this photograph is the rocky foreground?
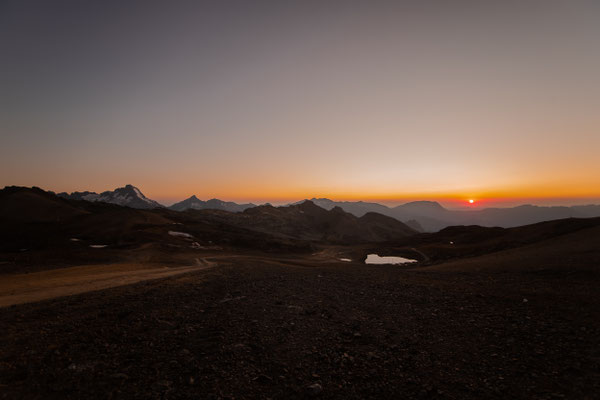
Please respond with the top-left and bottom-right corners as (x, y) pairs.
(1, 257), (598, 399)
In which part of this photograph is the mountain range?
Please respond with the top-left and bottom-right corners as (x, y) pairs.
(0, 187), (416, 261)
(301, 198), (600, 232)
(170, 195), (256, 212)
(54, 185), (600, 232)
(196, 200), (417, 243)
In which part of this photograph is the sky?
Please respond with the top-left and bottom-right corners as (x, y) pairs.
(1, 0), (599, 208)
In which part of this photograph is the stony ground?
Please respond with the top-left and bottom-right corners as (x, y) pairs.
(1, 257), (599, 399)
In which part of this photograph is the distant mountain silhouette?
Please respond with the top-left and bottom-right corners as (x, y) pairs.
(169, 195), (256, 212)
(394, 201), (446, 215)
(292, 198), (600, 232)
(24, 185), (600, 231)
(294, 198), (447, 231)
(201, 200), (417, 243)
(58, 184), (163, 209)
(298, 198), (391, 217)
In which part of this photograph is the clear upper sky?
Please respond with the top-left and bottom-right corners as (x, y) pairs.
(2, 0), (599, 207)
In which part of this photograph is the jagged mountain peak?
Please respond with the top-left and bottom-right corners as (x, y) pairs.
(57, 185), (163, 209)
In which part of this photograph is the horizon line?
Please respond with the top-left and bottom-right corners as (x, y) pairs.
(7, 184), (600, 210)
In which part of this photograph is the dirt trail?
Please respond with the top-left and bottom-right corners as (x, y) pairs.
(0, 262), (214, 307)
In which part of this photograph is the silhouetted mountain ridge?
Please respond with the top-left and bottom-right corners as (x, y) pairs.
(0, 189), (418, 255)
(169, 196), (255, 212)
(292, 198), (600, 231)
(202, 200), (418, 243)
(11, 184), (600, 231)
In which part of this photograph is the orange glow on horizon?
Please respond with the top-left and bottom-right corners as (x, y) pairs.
(146, 185), (600, 208)
(146, 182), (600, 203)
(3, 2), (600, 211)
(45, 176), (600, 208)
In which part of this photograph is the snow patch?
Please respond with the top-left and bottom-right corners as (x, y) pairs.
(365, 254), (417, 265)
(82, 193), (100, 201)
(340, 258), (352, 262)
(98, 193), (130, 206)
(132, 186), (153, 204)
(133, 186), (144, 198)
(169, 231), (194, 238)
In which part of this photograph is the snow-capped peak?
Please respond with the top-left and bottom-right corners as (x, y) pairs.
(57, 185), (163, 209)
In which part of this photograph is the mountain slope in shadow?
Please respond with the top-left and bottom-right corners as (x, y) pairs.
(422, 222), (600, 273)
(196, 200), (417, 243)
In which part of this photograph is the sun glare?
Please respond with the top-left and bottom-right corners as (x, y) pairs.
(469, 199), (474, 204)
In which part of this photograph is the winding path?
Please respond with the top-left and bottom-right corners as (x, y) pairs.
(0, 262), (215, 307)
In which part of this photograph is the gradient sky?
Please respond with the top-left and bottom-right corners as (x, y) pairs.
(2, 0), (599, 207)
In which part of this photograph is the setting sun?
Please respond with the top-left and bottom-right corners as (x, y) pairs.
(469, 199), (475, 204)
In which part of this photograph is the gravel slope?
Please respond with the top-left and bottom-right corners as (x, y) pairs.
(1, 257), (598, 399)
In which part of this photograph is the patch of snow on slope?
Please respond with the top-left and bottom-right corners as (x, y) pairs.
(82, 193), (99, 201)
(169, 231), (194, 238)
(132, 186), (153, 204)
(98, 193), (130, 206)
(365, 254), (417, 265)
